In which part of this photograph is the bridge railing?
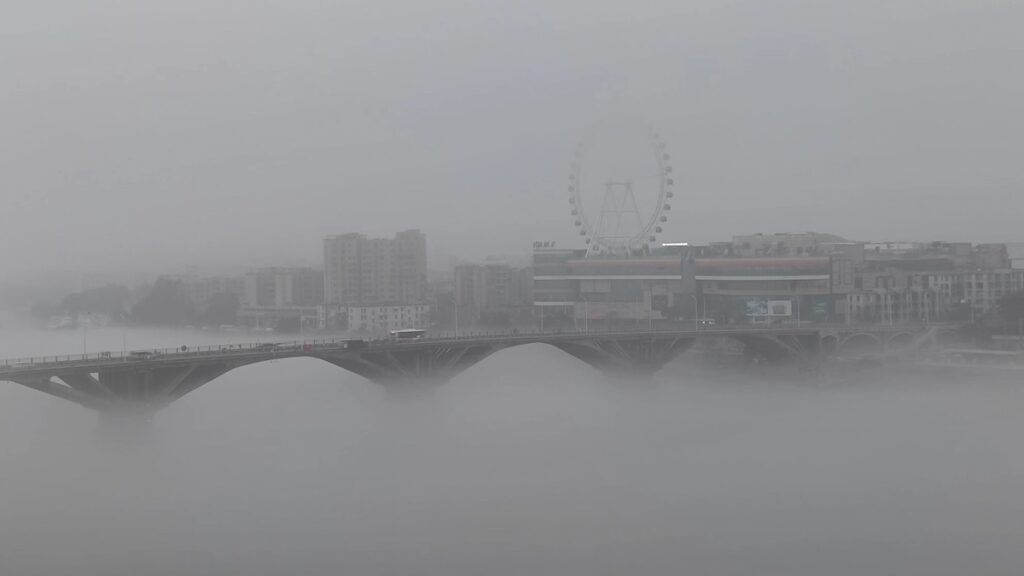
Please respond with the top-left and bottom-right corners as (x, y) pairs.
(0, 327), (737, 370)
(0, 323), (954, 372)
(0, 338), (352, 371)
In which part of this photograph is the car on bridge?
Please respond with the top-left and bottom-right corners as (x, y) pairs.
(389, 329), (425, 341)
(343, 339), (368, 350)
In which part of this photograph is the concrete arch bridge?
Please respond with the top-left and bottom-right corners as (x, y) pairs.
(0, 325), (961, 418)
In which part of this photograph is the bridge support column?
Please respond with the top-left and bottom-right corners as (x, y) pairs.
(598, 364), (662, 386)
(94, 405), (159, 440)
(376, 375), (453, 400)
(553, 336), (695, 382)
(318, 343), (505, 395)
(5, 362), (239, 432)
(94, 363), (234, 410)
(732, 334), (821, 364)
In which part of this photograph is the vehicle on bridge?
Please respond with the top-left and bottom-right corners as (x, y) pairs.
(389, 329), (425, 341)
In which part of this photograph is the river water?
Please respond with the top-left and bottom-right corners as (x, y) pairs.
(1, 326), (1022, 575)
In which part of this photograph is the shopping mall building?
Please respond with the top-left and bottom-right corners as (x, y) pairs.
(532, 233), (855, 328)
(532, 246), (687, 329)
(533, 232), (1024, 328)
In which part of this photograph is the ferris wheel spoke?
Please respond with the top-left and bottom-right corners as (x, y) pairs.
(566, 127), (674, 256)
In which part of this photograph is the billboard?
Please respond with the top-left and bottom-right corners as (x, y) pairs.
(745, 299), (792, 317)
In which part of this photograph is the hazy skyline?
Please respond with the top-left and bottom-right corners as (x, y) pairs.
(4, 1), (1023, 277)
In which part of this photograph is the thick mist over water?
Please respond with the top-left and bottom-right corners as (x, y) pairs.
(2, 328), (1022, 575)
(5, 0), (1024, 572)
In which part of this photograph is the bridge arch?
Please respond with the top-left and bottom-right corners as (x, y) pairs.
(820, 334), (839, 356)
(2, 336), (706, 412)
(1, 329), (829, 413)
(838, 332), (884, 355)
(884, 331), (916, 351)
(934, 328), (963, 347)
(726, 333), (819, 362)
(547, 336), (696, 377)
(133, 337), (699, 404)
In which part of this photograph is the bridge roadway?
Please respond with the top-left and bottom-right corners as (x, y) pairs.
(0, 325), (948, 416)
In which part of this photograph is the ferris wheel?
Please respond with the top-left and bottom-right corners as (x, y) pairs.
(567, 129), (675, 256)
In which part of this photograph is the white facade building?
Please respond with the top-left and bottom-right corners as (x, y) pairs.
(347, 305), (431, 333)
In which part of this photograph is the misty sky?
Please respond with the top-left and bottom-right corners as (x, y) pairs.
(3, 0), (1022, 276)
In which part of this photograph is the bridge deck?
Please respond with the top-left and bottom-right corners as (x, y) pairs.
(0, 327), (820, 380)
(0, 325), (960, 413)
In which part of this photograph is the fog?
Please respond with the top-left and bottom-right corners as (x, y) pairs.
(2, 328), (1023, 575)
(3, 1), (1024, 275)
(4, 0), (1024, 573)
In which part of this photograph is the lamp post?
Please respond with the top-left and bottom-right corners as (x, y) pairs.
(632, 283), (640, 330)
(687, 293), (699, 331)
(452, 293), (459, 338)
(923, 289), (932, 325)
(579, 293), (589, 333)
(648, 282), (654, 331)
(960, 298), (974, 324)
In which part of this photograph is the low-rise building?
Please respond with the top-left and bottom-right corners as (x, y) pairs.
(347, 304), (431, 334)
(532, 245), (687, 329)
(694, 256), (835, 324)
(238, 305), (320, 332)
(181, 275), (244, 308)
(843, 243), (1019, 323)
(242, 267), (324, 308)
(533, 232), (1023, 328)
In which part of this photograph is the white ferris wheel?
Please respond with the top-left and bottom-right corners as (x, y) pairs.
(567, 129), (675, 256)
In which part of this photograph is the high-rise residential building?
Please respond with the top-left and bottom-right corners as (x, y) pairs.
(454, 263), (532, 324)
(394, 229), (428, 305)
(324, 230), (427, 307)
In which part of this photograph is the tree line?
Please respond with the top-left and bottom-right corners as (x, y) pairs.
(31, 277), (240, 327)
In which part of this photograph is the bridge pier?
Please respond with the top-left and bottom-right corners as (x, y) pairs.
(732, 334), (821, 364)
(85, 364), (236, 411)
(376, 376), (452, 400)
(10, 376), (106, 410)
(94, 405), (159, 440)
(318, 342), (505, 394)
(8, 361), (241, 420)
(553, 336), (695, 381)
